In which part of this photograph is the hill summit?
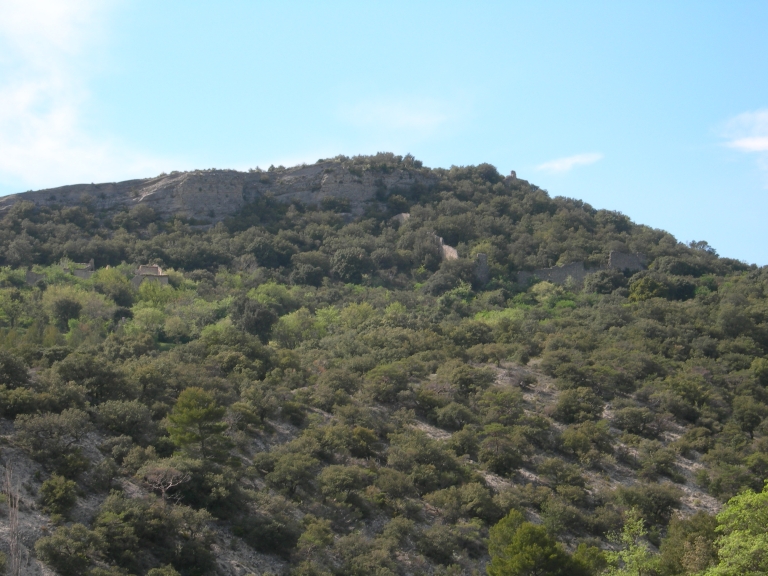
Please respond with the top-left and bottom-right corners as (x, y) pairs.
(0, 155), (437, 222)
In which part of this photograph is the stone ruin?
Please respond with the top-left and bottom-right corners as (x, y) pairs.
(385, 217), (492, 287)
(25, 269), (45, 286)
(25, 259), (96, 285)
(131, 265), (170, 289)
(474, 253), (490, 285)
(63, 259), (95, 279)
(25, 261), (172, 290)
(436, 236), (459, 261)
(608, 251), (646, 271)
(515, 251), (646, 286)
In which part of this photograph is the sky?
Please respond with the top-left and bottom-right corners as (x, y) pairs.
(1, 1), (767, 264)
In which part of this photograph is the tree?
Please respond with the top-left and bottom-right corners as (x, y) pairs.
(235, 380), (280, 424)
(266, 453), (319, 496)
(703, 481), (768, 576)
(613, 484), (681, 528)
(487, 510), (587, 576)
(15, 408), (93, 462)
(52, 297), (82, 331)
(658, 511), (717, 575)
(732, 396), (766, 439)
(167, 387), (230, 461)
(628, 277), (668, 302)
(435, 402), (476, 431)
(604, 508), (657, 576)
(561, 420), (613, 466)
(0, 349), (28, 388)
(331, 247), (372, 283)
(230, 295), (278, 343)
(0, 289), (25, 328)
(319, 465), (372, 503)
(35, 523), (102, 576)
(552, 387), (603, 424)
(97, 400), (155, 442)
(137, 460), (191, 502)
(55, 352), (129, 403)
(479, 424), (526, 476)
(93, 267), (134, 307)
(4, 464), (21, 576)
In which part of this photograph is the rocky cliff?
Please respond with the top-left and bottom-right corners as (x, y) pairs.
(0, 160), (437, 221)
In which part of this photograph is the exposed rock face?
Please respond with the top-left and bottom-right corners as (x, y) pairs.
(391, 212), (410, 224)
(0, 162), (437, 222)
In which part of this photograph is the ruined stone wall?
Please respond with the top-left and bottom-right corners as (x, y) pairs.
(131, 274), (170, 290)
(516, 261), (591, 286)
(608, 251), (646, 271)
(25, 270), (45, 286)
(515, 251), (646, 286)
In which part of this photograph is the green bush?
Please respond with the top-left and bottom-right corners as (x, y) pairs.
(552, 387), (603, 424)
(487, 510), (589, 576)
(40, 474), (78, 516)
(35, 523), (101, 576)
(613, 483), (682, 527)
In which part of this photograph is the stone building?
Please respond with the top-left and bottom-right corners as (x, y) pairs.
(25, 269), (46, 286)
(66, 259), (95, 279)
(131, 265), (170, 289)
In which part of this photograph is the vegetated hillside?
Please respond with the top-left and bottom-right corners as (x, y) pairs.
(0, 153), (767, 576)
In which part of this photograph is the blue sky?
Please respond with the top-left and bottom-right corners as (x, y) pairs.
(1, 1), (767, 264)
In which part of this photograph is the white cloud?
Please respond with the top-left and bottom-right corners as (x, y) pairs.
(727, 137), (768, 153)
(723, 109), (768, 153)
(0, 0), (168, 193)
(536, 152), (603, 173)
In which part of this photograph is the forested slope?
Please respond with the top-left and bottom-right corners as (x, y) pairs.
(0, 154), (766, 576)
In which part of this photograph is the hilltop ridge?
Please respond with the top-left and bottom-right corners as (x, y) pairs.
(0, 156), (438, 222)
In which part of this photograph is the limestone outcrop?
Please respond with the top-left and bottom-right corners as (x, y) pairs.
(0, 162), (437, 222)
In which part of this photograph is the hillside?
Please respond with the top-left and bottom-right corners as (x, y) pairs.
(0, 153), (767, 576)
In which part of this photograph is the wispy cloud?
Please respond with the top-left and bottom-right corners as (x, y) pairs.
(536, 152), (603, 173)
(0, 0), (167, 193)
(723, 109), (768, 151)
(722, 109), (768, 180)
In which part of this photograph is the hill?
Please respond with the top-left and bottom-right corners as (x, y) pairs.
(0, 153), (766, 576)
